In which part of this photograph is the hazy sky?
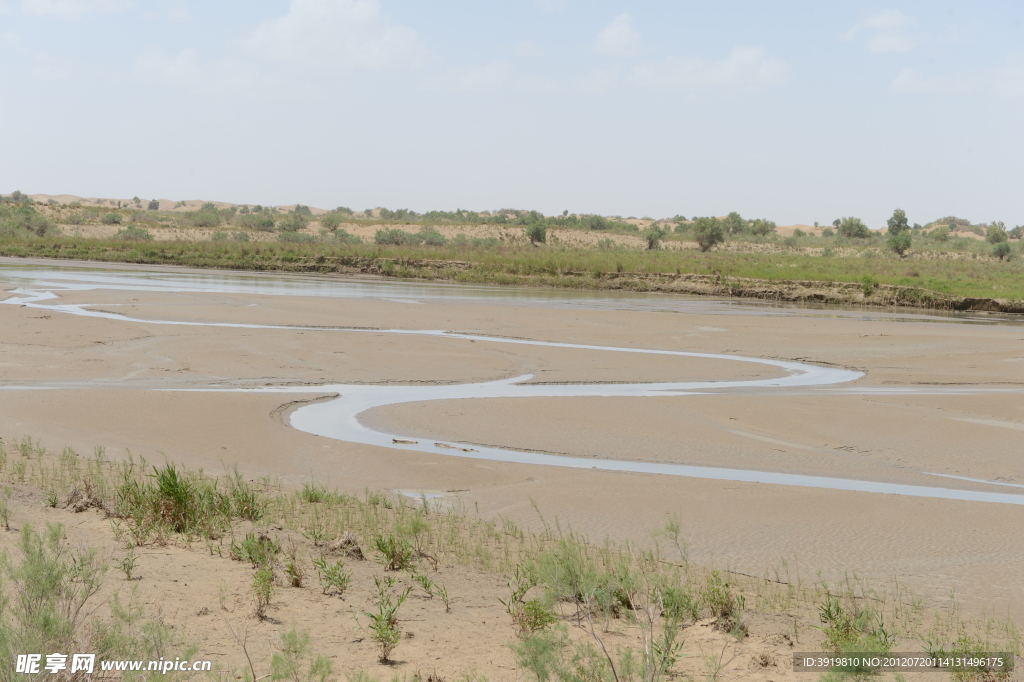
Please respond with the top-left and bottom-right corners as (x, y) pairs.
(2, 1), (1022, 227)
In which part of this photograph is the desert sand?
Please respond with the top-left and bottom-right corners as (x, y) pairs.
(1, 258), (1022, 678)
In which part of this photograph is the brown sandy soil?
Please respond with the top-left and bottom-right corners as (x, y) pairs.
(0, 484), (857, 682)
(1, 263), (1023, 675)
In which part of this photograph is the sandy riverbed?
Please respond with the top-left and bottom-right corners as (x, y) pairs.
(1, 259), (1022, 675)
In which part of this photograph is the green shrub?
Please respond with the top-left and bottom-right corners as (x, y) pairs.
(331, 229), (362, 244)
(270, 627), (333, 682)
(113, 226), (154, 241)
(374, 228), (413, 245)
(147, 199), (159, 211)
(992, 241), (1011, 260)
(279, 213), (309, 232)
(320, 213), (344, 232)
(792, 228), (805, 238)
(691, 217), (724, 252)
(700, 570), (746, 635)
(418, 226), (446, 246)
(211, 231), (228, 241)
(815, 593), (894, 675)
(101, 213), (123, 225)
(987, 225), (1008, 244)
(0, 523), (106, 664)
(115, 461), (263, 542)
(745, 218), (775, 237)
(931, 225), (950, 241)
(722, 211), (746, 235)
(236, 213), (275, 231)
(183, 210), (221, 228)
(232, 231), (250, 242)
(526, 223), (547, 244)
(821, 226), (834, 237)
(231, 532), (281, 568)
(642, 225), (665, 250)
(63, 212), (85, 225)
(888, 230), (911, 257)
(838, 216), (870, 238)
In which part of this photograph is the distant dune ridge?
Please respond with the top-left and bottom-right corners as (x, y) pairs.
(24, 193), (848, 235)
(26, 194), (329, 215)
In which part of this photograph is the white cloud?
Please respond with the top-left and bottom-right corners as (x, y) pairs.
(20, 0), (130, 20)
(868, 32), (915, 53)
(629, 47), (789, 91)
(889, 68), (973, 95)
(593, 13), (642, 58)
(863, 10), (913, 31)
(576, 67), (619, 93)
(419, 62), (512, 92)
(134, 0), (429, 91)
(513, 41), (543, 58)
(846, 10), (917, 53)
(239, 0), (429, 72)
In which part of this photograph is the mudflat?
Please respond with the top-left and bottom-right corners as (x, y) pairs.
(1, 260), (1022, 620)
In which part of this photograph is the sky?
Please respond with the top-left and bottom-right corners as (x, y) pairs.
(1, 0), (1022, 227)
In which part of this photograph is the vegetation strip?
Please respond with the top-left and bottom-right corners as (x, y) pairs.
(1, 238), (1023, 314)
(0, 435), (1019, 680)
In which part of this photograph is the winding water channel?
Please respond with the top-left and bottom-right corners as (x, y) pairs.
(3, 263), (1023, 506)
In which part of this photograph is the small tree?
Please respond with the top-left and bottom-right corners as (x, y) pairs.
(931, 225), (949, 241)
(692, 217), (724, 252)
(526, 223), (546, 244)
(986, 224), (1008, 244)
(750, 218), (776, 236)
(721, 212), (745, 235)
(320, 213), (343, 232)
(147, 199), (159, 211)
(642, 225), (664, 250)
(992, 241), (1011, 260)
(888, 230), (911, 257)
(886, 208), (909, 236)
(1009, 225), (1023, 239)
(838, 216), (870, 238)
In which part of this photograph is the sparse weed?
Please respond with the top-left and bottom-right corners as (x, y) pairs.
(360, 575), (412, 663)
(253, 565), (275, 619)
(119, 544), (139, 580)
(270, 626), (333, 682)
(313, 556), (352, 597)
(373, 534), (415, 571)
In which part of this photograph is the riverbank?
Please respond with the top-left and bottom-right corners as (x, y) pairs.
(1, 236), (1023, 313)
